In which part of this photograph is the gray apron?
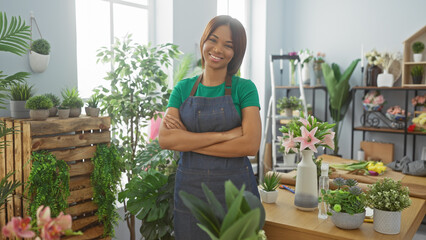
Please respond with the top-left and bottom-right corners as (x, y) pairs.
(173, 75), (259, 240)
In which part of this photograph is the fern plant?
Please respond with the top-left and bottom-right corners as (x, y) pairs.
(0, 171), (22, 212)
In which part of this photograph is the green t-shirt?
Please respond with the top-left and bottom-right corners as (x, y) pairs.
(167, 75), (260, 117)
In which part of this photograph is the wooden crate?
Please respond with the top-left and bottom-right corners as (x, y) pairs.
(0, 116), (111, 240)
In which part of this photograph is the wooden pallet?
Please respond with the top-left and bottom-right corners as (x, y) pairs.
(0, 116), (111, 240)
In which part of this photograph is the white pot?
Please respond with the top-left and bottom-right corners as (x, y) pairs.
(373, 208), (401, 234)
(413, 53), (423, 62)
(301, 62), (311, 85)
(283, 153), (296, 166)
(259, 189), (278, 203)
(29, 51), (50, 73)
(330, 210), (366, 230)
(376, 70), (394, 87)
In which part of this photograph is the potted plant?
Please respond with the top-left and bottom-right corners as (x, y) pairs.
(322, 59), (360, 156)
(43, 93), (60, 117)
(366, 178), (411, 235)
(260, 171), (280, 203)
(412, 41), (424, 62)
(320, 178), (366, 230)
(85, 93), (100, 117)
(57, 105), (70, 119)
(277, 96), (302, 117)
(9, 83), (34, 119)
(29, 38), (51, 73)
(61, 88), (84, 117)
(25, 95), (53, 121)
(411, 65), (424, 84)
(362, 91), (386, 111)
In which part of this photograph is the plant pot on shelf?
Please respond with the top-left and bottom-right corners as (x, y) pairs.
(29, 109), (49, 121)
(362, 103), (383, 112)
(58, 109), (70, 119)
(10, 100), (30, 119)
(413, 53), (423, 62)
(412, 74), (423, 84)
(283, 108), (293, 118)
(85, 107), (90, 116)
(330, 210), (366, 230)
(283, 153), (297, 166)
(377, 70), (394, 87)
(69, 108), (81, 118)
(259, 189), (278, 204)
(48, 107), (58, 117)
(373, 208), (401, 234)
(29, 51), (50, 73)
(89, 107), (100, 117)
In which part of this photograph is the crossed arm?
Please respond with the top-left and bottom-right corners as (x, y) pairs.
(158, 106), (261, 157)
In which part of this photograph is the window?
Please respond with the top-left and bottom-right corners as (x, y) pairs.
(217, 0), (249, 78)
(75, 0), (149, 98)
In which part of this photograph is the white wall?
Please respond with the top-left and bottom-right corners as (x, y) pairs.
(0, 0), (77, 116)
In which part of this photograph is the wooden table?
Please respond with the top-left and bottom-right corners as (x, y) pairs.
(263, 188), (426, 240)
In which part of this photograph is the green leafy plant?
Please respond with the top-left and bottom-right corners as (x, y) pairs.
(91, 144), (123, 237)
(261, 171), (280, 191)
(411, 65), (424, 77)
(276, 96), (302, 111)
(25, 95), (53, 110)
(320, 178), (366, 215)
(173, 53), (202, 86)
(26, 151), (70, 221)
(179, 180), (266, 240)
(119, 140), (178, 240)
(61, 87), (84, 108)
(0, 171), (22, 212)
(412, 41), (425, 54)
(87, 93), (100, 108)
(322, 59), (360, 155)
(43, 93), (61, 107)
(96, 34), (180, 239)
(31, 38), (51, 55)
(366, 178), (411, 212)
(9, 82), (34, 101)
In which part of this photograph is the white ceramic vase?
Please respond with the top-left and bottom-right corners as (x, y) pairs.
(301, 62), (311, 85)
(376, 69), (394, 87)
(29, 51), (50, 73)
(413, 53), (423, 62)
(259, 189), (278, 204)
(373, 209), (401, 234)
(294, 149), (318, 211)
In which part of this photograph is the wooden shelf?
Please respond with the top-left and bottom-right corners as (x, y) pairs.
(352, 86), (426, 90)
(276, 85), (327, 90)
(404, 61), (426, 65)
(354, 126), (426, 135)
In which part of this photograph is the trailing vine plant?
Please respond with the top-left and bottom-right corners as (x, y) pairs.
(91, 144), (123, 237)
(26, 151), (70, 220)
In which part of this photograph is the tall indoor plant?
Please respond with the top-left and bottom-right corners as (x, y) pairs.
(322, 59), (360, 155)
(96, 34), (180, 240)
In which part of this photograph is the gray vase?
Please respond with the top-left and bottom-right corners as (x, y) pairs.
(10, 100), (30, 119)
(330, 210), (365, 230)
(58, 109), (70, 119)
(29, 109), (49, 121)
(89, 107), (100, 117)
(69, 108), (81, 117)
(48, 107), (58, 117)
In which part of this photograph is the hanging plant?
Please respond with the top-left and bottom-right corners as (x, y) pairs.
(26, 151), (70, 221)
(29, 15), (51, 73)
(91, 144), (123, 237)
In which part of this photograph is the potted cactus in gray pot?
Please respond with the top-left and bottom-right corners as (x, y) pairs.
(29, 38), (51, 73)
(9, 83), (34, 119)
(61, 88), (83, 117)
(85, 93), (100, 117)
(43, 93), (60, 117)
(25, 95), (53, 121)
(57, 105), (70, 119)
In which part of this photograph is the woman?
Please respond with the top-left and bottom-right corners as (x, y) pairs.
(159, 15), (261, 239)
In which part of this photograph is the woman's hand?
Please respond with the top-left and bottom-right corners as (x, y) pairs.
(163, 113), (187, 131)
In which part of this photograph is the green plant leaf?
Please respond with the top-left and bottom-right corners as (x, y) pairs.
(201, 183), (226, 221)
(219, 209), (260, 240)
(220, 189), (244, 234)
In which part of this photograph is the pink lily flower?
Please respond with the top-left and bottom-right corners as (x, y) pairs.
(37, 205), (52, 227)
(294, 126), (321, 152)
(40, 211), (72, 240)
(323, 129), (335, 150)
(2, 217), (35, 238)
(55, 212), (72, 231)
(282, 132), (298, 154)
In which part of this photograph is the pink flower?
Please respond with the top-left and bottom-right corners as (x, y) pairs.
(40, 213), (72, 240)
(323, 129), (335, 150)
(372, 95), (384, 105)
(299, 116), (314, 128)
(281, 133), (298, 154)
(294, 126), (321, 152)
(55, 212), (72, 231)
(2, 217), (35, 238)
(37, 205), (52, 227)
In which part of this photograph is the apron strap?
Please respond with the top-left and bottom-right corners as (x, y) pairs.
(189, 74), (233, 96)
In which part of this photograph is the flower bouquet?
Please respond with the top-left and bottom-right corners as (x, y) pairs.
(365, 49), (383, 66)
(362, 91), (385, 111)
(411, 95), (425, 108)
(386, 105), (411, 122)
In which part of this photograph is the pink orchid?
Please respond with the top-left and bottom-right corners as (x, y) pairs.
(2, 217), (36, 238)
(40, 212), (72, 240)
(294, 126), (321, 152)
(323, 129), (335, 150)
(37, 205), (52, 227)
(282, 132), (298, 154)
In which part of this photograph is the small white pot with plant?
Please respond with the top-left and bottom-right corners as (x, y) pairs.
(377, 51), (401, 87)
(61, 88), (84, 118)
(412, 41), (424, 62)
(25, 95), (53, 121)
(366, 178), (412, 235)
(29, 39), (51, 73)
(9, 83), (34, 119)
(320, 178), (366, 230)
(260, 171), (280, 204)
(277, 96), (302, 118)
(43, 93), (60, 117)
(85, 93), (100, 117)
